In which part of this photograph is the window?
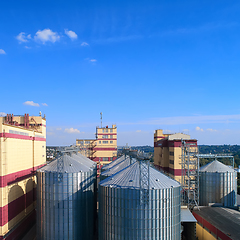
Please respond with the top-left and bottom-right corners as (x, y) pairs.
(102, 135), (108, 139)
(170, 160), (174, 165)
(110, 135), (113, 139)
(103, 141), (108, 144)
(99, 141), (101, 144)
(102, 129), (104, 133)
(105, 129), (108, 133)
(85, 141), (90, 144)
(102, 157), (108, 161)
(169, 151), (174, 156)
(110, 129), (113, 133)
(110, 141), (113, 144)
(9, 130), (29, 136)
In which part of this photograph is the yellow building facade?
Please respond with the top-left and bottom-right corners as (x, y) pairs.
(154, 129), (198, 183)
(0, 114), (46, 239)
(76, 125), (117, 171)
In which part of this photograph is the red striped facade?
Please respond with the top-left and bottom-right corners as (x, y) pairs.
(0, 133), (45, 141)
(192, 211), (232, 240)
(0, 164), (45, 188)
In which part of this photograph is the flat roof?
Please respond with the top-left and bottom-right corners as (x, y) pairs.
(193, 207), (240, 240)
(181, 208), (197, 222)
(237, 194), (240, 206)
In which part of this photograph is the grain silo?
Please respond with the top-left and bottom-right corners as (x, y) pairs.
(199, 160), (237, 207)
(71, 152), (97, 171)
(99, 161), (181, 240)
(101, 155), (126, 173)
(36, 154), (97, 240)
(100, 157), (136, 181)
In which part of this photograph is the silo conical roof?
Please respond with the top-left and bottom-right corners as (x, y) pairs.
(100, 161), (180, 189)
(76, 152), (97, 165)
(71, 153), (97, 168)
(101, 157), (136, 178)
(200, 160), (234, 172)
(101, 155), (126, 171)
(39, 155), (91, 173)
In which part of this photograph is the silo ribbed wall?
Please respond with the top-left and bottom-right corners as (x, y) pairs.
(98, 185), (181, 240)
(199, 171), (237, 207)
(37, 169), (96, 240)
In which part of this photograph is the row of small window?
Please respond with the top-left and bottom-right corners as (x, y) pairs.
(99, 141), (113, 144)
(9, 130), (29, 136)
(102, 129), (113, 133)
(102, 135), (114, 139)
(101, 157), (113, 161)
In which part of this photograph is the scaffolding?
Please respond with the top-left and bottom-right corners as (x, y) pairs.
(56, 145), (86, 182)
(139, 160), (150, 205)
(120, 148), (151, 205)
(181, 140), (199, 210)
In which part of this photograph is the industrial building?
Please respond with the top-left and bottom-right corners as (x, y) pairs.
(154, 129), (198, 183)
(0, 113), (46, 239)
(76, 124), (117, 171)
(193, 206), (240, 240)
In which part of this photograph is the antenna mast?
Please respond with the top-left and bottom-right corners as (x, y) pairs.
(100, 112), (102, 128)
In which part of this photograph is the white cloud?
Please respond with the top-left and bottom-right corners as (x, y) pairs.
(64, 29), (78, 40)
(0, 49), (6, 54)
(196, 126), (204, 132)
(47, 132), (55, 136)
(90, 59), (97, 62)
(23, 101), (40, 107)
(207, 128), (217, 132)
(119, 114), (240, 126)
(42, 103), (48, 106)
(34, 29), (60, 44)
(81, 42), (89, 46)
(164, 129), (172, 133)
(136, 130), (141, 132)
(56, 128), (62, 131)
(16, 32), (31, 43)
(64, 128), (80, 134)
(0, 112), (7, 117)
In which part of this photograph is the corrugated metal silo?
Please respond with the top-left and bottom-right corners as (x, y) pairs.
(101, 155), (126, 173)
(199, 160), (237, 207)
(100, 157), (136, 181)
(36, 154), (97, 240)
(71, 152), (97, 171)
(99, 161), (181, 240)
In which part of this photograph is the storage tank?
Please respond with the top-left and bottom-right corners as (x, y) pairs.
(99, 161), (181, 240)
(36, 154), (97, 240)
(101, 155), (126, 173)
(199, 160), (237, 207)
(71, 152), (97, 171)
(100, 157), (136, 181)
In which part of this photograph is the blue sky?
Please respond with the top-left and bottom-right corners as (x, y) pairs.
(1, 0), (240, 146)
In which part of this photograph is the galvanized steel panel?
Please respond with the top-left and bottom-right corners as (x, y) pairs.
(37, 157), (97, 240)
(199, 170), (237, 207)
(99, 161), (181, 240)
(101, 155), (126, 173)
